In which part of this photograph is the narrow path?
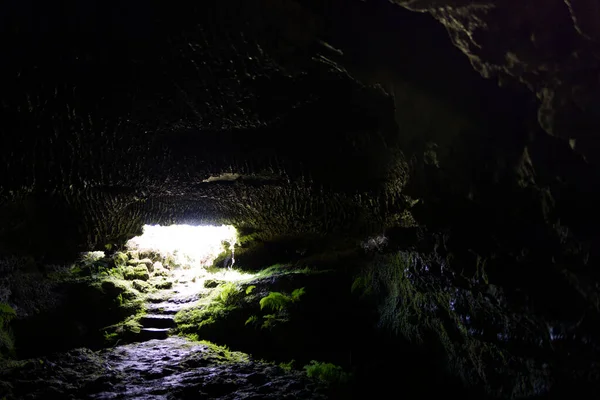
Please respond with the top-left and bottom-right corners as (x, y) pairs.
(90, 337), (326, 400)
(1, 338), (327, 399)
(1, 267), (330, 399)
(140, 266), (211, 340)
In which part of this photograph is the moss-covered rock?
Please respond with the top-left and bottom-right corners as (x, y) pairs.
(123, 266), (149, 281)
(131, 280), (150, 293)
(113, 252), (128, 268)
(0, 303), (16, 359)
(138, 258), (154, 272)
(152, 262), (169, 277)
(204, 279), (226, 288)
(153, 279), (173, 290)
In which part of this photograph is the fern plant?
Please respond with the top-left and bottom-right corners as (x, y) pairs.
(216, 283), (239, 306)
(259, 292), (290, 312)
(259, 287), (305, 312)
(304, 360), (350, 384)
(0, 303), (16, 358)
(256, 288), (305, 329)
(0, 303), (15, 327)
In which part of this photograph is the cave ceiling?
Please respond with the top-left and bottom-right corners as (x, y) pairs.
(0, 0), (598, 263)
(392, 0), (600, 160)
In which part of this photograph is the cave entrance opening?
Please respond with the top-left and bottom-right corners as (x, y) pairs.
(126, 224), (237, 269)
(123, 224), (254, 293)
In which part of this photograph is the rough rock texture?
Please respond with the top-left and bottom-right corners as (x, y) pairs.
(0, 338), (328, 400)
(391, 0), (600, 161)
(0, 0), (409, 260)
(1, 0), (600, 398)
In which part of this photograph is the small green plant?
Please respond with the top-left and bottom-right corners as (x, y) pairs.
(279, 359), (296, 371)
(259, 287), (305, 312)
(115, 293), (124, 307)
(0, 304), (15, 326)
(0, 303), (16, 358)
(259, 292), (291, 312)
(245, 315), (259, 326)
(184, 337), (249, 364)
(290, 287), (305, 301)
(261, 313), (288, 330)
(255, 287), (306, 329)
(303, 360), (350, 385)
(245, 285), (256, 295)
(104, 331), (119, 342)
(113, 252), (128, 268)
(216, 283), (239, 306)
(175, 283), (242, 334)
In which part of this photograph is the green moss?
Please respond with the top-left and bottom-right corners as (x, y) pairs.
(132, 280), (150, 293)
(103, 310), (146, 344)
(0, 303), (16, 359)
(113, 252), (128, 268)
(244, 264), (315, 281)
(279, 359), (296, 372)
(253, 287), (305, 330)
(303, 360), (350, 385)
(0, 304), (15, 327)
(123, 265), (149, 281)
(153, 266), (169, 277)
(259, 287), (305, 312)
(153, 280), (173, 289)
(100, 278), (138, 301)
(245, 285), (256, 295)
(184, 336), (249, 364)
(356, 251), (526, 390)
(174, 282), (243, 335)
(259, 292), (290, 312)
(290, 287), (305, 301)
(261, 313), (288, 330)
(216, 282), (239, 306)
(204, 279), (225, 288)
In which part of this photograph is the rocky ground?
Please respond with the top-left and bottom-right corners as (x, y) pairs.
(0, 337), (328, 399)
(0, 250), (343, 399)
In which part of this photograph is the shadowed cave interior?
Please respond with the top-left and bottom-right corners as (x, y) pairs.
(1, 0), (600, 399)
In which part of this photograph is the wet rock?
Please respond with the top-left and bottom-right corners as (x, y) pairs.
(246, 372), (267, 384)
(0, 338), (328, 400)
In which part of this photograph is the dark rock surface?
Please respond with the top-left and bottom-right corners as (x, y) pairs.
(1, 0), (600, 398)
(391, 0), (600, 161)
(0, 338), (327, 400)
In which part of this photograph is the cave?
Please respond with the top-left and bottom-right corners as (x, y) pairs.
(1, 0), (600, 398)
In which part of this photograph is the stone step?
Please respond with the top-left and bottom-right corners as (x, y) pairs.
(146, 295), (170, 303)
(140, 314), (176, 329)
(145, 302), (192, 315)
(139, 328), (170, 341)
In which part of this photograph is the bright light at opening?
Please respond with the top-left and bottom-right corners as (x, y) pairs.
(126, 224), (237, 268)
